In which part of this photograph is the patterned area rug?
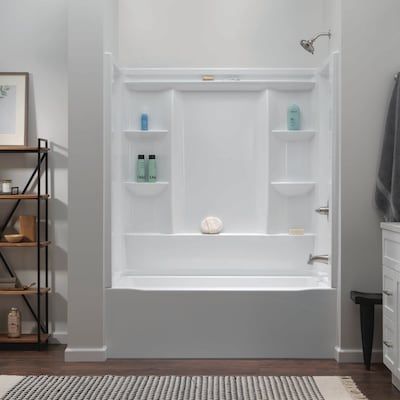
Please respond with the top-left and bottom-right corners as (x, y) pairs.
(0, 375), (367, 400)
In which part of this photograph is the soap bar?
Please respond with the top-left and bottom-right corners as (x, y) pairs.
(201, 217), (223, 234)
(288, 228), (305, 236)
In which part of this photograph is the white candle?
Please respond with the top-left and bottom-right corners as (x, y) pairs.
(2, 180), (12, 193)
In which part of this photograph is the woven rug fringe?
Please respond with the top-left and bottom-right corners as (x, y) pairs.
(341, 376), (369, 400)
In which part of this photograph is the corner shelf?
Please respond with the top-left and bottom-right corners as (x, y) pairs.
(124, 129), (168, 138)
(124, 181), (169, 196)
(272, 130), (316, 142)
(271, 181), (315, 196)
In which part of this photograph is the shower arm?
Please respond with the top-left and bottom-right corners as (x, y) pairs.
(310, 31), (331, 44)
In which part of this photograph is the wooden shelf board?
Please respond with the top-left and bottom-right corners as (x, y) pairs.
(0, 146), (49, 153)
(0, 241), (51, 248)
(0, 333), (49, 344)
(0, 288), (50, 296)
(0, 194), (49, 200)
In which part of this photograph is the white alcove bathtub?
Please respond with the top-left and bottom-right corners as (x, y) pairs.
(106, 55), (339, 358)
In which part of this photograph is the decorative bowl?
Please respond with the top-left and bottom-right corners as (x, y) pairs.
(4, 234), (24, 243)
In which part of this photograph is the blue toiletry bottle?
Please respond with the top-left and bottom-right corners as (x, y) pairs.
(287, 105), (300, 130)
(141, 113), (148, 131)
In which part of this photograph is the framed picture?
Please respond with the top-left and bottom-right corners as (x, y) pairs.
(0, 72), (28, 147)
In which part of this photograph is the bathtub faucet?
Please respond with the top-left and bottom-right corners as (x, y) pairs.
(308, 254), (329, 265)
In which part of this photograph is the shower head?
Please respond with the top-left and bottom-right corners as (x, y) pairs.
(300, 39), (315, 54)
(300, 31), (331, 54)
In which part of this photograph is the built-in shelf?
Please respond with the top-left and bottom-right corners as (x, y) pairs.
(124, 181), (169, 196)
(0, 194), (49, 200)
(0, 333), (49, 344)
(124, 232), (316, 237)
(272, 130), (316, 142)
(124, 129), (168, 137)
(0, 241), (51, 248)
(125, 80), (315, 92)
(271, 181), (315, 196)
(0, 288), (50, 296)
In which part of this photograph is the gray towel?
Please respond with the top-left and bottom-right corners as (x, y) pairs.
(376, 74), (400, 221)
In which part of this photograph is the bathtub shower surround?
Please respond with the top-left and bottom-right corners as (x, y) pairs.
(107, 60), (339, 357)
(112, 67), (335, 282)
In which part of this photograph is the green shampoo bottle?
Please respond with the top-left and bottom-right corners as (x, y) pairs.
(136, 154), (146, 182)
(148, 155), (157, 182)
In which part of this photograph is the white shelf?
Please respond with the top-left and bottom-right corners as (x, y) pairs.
(124, 129), (168, 137)
(125, 80), (315, 92)
(124, 181), (169, 196)
(272, 130), (316, 142)
(124, 233), (316, 237)
(271, 181), (315, 196)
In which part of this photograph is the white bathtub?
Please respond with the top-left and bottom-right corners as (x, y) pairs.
(113, 274), (330, 291)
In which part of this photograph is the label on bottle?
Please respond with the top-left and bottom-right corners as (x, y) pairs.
(8, 312), (21, 338)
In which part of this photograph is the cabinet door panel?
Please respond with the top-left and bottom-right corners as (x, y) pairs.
(383, 266), (397, 321)
(384, 316), (396, 372)
(383, 231), (400, 271)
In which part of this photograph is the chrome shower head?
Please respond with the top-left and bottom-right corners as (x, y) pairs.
(300, 39), (315, 54)
(300, 31), (331, 55)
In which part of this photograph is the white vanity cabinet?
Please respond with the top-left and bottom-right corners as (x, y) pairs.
(381, 223), (400, 389)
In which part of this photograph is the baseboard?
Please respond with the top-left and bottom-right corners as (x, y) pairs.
(64, 346), (107, 362)
(334, 346), (383, 363)
(48, 331), (68, 345)
(392, 374), (400, 391)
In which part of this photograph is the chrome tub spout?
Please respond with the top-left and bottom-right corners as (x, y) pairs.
(308, 254), (329, 265)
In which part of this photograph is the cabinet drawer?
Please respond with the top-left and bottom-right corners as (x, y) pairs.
(383, 316), (396, 372)
(383, 265), (397, 320)
(383, 231), (400, 270)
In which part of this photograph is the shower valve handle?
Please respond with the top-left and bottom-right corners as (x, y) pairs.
(315, 203), (329, 217)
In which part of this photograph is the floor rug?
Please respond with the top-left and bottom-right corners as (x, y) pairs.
(0, 375), (367, 400)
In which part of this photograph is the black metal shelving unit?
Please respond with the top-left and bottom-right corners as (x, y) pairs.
(0, 138), (50, 349)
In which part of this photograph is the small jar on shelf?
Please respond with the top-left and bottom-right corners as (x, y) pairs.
(0, 179), (12, 194)
(8, 307), (21, 338)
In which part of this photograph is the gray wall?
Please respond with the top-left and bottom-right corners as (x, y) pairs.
(118, 0), (328, 67)
(0, 0), (68, 341)
(338, 0), (400, 356)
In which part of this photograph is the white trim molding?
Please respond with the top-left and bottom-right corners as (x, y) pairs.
(64, 346), (108, 362)
(334, 346), (382, 363)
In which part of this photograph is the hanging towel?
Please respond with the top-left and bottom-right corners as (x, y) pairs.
(376, 74), (400, 221)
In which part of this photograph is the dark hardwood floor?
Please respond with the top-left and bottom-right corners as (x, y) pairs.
(0, 345), (399, 400)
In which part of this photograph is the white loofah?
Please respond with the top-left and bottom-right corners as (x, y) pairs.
(200, 216), (223, 234)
